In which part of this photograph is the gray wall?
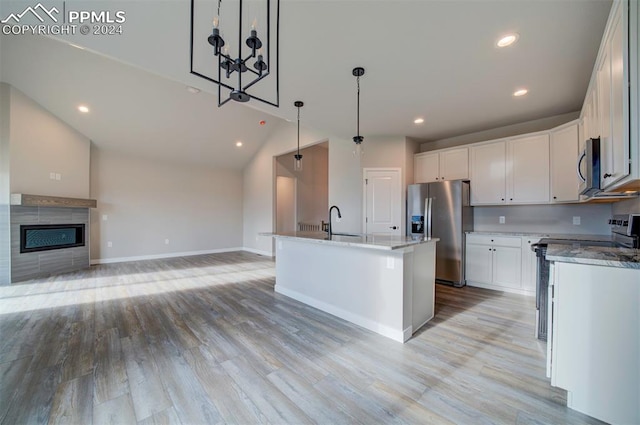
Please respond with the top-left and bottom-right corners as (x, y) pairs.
(90, 148), (244, 262)
(8, 86), (90, 198)
(276, 143), (329, 226)
(243, 121), (360, 255)
(612, 197), (640, 214)
(420, 112), (580, 152)
(0, 83), (10, 285)
(473, 203), (612, 235)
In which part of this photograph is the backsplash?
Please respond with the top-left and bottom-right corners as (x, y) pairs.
(473, 203), (612, 235)
(612, 197), (640, 215)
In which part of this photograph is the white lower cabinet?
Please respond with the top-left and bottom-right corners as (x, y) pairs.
(521, 237), (541, 294)
(551, 262), (639, 425)
(465, 234), (523, 293)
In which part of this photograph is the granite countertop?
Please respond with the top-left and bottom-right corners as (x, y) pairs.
(263, 231), (439, 251)
(467, 231), (613, 242)
(545, 244), (640, 269)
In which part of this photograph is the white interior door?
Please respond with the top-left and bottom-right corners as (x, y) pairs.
(364, 169), (402, 235)
(276, 176), (296, 233)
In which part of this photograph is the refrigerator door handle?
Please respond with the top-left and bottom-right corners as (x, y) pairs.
(425, 197), (433, 238)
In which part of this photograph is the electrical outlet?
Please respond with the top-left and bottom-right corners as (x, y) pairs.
(107, 241), (113, 248)
(336, 216), (342, 223)
(499, 216), (506, 224)
(102, 214), (108, 221)
(573, 216), (581, 225)
(55, 173), (61, 181)
(386, 257), (395, 269)
(164, 239), (170, 245)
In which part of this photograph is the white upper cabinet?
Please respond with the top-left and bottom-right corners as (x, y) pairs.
(550, 124), (580, 203)
(470, 135), (550, 206)
(507, 134), (550, 204)
(414, 152), (439, 183)
(414, 147), (468, 183)
(470, 141), (506, 205)
(440, 148), (469, 181)
(581, 0), (635, 190)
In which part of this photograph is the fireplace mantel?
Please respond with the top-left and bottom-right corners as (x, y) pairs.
(11, 193), (97, 208)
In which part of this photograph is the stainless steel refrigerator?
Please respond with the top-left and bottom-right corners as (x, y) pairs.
(407, 180), (473, 287)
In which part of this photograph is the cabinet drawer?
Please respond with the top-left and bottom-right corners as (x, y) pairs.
(467, 234), (522, 247)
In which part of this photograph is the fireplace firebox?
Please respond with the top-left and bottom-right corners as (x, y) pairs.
(20, 224), (85, 254)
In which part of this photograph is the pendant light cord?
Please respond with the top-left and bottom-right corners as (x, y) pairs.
(356, 75), (360, 139)
(297, 105), (301, 155)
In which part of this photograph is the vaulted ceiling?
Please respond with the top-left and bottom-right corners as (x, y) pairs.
(0, 0), (612, 168)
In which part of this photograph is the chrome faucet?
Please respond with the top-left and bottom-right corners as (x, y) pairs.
(328, 205), (342, 236)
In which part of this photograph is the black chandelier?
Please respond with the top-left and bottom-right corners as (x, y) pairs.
(189, 0), (280, 107)
(352, 67), (365, 157)
(294, 101), (304, 171)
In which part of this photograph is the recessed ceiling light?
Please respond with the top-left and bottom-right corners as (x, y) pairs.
(186, 86), (201, 94)
(77, 105), (90, 113)
(513, 88), (528, 97)
(497, 33), (519, 48)
(235, 141), (243, 147)
(414, 118), (425, 124)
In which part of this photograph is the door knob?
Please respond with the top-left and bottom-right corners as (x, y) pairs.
(390, 226), (398, 230)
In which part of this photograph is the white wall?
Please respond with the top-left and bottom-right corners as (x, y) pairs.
(90, 148), (243, 262)
(243, 121), (359, 255)
(473, 203), (612, 235)
(9, 86), (90, 198)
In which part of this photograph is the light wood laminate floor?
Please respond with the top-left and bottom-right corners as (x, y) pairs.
(0, 251), (603, 425)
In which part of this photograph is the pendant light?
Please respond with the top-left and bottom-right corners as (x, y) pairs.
(294, 100), (304, 171)
(352, 67), (365, 157)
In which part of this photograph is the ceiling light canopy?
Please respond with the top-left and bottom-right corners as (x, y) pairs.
(497, 33), (519, 48)
(513, 88), (528, 97)
(77, 105), (89, 113)
(190, 0), (280, 107)
(414, 118), (425, 124)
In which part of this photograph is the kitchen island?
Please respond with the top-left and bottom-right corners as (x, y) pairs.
(267, 232), (438, 343)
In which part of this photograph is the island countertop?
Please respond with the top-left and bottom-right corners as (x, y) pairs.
(263, 231), (439, 251)
(545, 244), (640, 269)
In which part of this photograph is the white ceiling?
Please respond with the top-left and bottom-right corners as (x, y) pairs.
(0, 0), (612, 168)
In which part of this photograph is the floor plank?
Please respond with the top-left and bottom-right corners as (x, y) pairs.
(0, 251), (606, 425)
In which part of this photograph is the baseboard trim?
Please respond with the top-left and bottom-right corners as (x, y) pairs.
(241, 247), (273, 257)
(90, 247), (245, 265)
(466, 280), (535, 297)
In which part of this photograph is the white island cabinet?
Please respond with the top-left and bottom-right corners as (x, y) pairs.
(269, 232), (438, 343)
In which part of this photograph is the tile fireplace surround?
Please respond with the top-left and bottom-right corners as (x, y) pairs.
(9, 194), (95, 283)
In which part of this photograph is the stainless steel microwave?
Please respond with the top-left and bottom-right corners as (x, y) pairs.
(577, 137), (601, 196)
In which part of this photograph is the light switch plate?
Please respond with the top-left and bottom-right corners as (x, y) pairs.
(386, 257), (395, 269)
(107, 241), (113, 248)
(102, 214), (108, 221)
(573, 216), (581, 225)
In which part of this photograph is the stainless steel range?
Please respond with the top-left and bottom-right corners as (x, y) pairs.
(532, 214), (640, 341)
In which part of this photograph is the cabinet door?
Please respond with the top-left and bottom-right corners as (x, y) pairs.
(507, 135), (550, 204)
(492, 246), (522, 289)
(465, 243), (493, 284)
(440, 148), (469, 180)
(470, 141), (506, 205)
(550, 125), (580, 202)
(414, 153), (440, 183)
(597, 40), (613, 188)
(608, 7), (629, 186)
(521, 237), (540, 293)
